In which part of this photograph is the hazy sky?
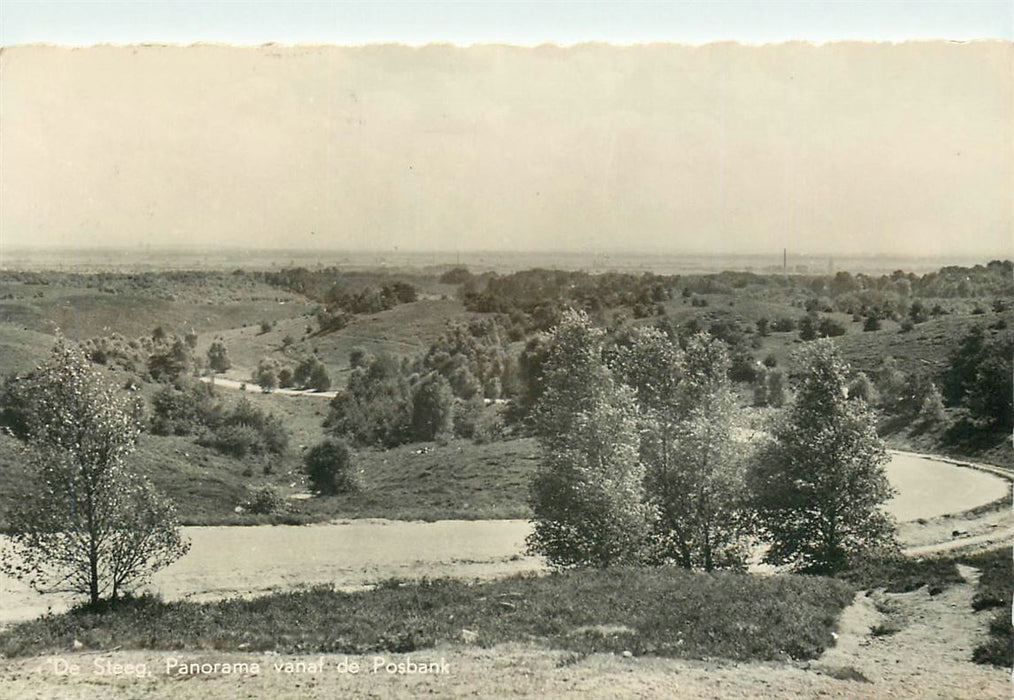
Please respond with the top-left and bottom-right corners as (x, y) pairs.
(1, 4), (1011, 258)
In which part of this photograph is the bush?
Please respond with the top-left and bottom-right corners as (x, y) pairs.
(303, 439), (359, 495)
(818, 317), (846, 338)
(766, 369), (787, 407)
(206, 340), (231, 373)
(863, 316), (882, 332)
(771, 317), (796, 333)
(197, 398), (289, 458)
(149, 380), (218, 436)
(202, 424), (263, 458)
(798, 315), (818, 341)
(308, 362), (331, 392)
(242, 485), (287, 515)
(411, 373), (454, 441)
(278, 367), (294, 388)
(252, 358), (281, 392)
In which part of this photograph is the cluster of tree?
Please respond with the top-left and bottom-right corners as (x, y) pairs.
(252, 356), (331, 392)
(940, 327), (1013, 430)
(325, 351), (447, 447)
(815, 262), (1013, 300)
(460, 269), (681, 331)
(148, 381), (289, 458)
(866, 358), (946, 424)
(324, 347), (504, 448)
(0, 341), (188, 606)
(417, 317), (519, 400)
(527, 311), (897, 574)
(262, 268), (418, 317)
(798, 314), (847, 341)
(77, 327), (201, 382)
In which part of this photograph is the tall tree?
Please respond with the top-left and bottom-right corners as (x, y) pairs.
(749, 341), (896, 573)
(2, 341), (189, 605)
(614, 329), (752, 571)
(527, 311), (651, 567)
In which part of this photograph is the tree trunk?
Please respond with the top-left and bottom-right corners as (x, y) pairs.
(89, 550), (99, 605)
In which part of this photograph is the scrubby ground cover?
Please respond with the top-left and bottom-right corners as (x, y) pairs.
(0, 567), (854, 662)
(960, 548), (1012, 667)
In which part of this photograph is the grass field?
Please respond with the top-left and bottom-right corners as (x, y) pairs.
(200, 297), (478, 389)
(0, 432), (538, 527)
(0, 567), (855, 662)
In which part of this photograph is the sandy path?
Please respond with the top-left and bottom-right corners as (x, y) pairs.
(199, 375), (338, 398)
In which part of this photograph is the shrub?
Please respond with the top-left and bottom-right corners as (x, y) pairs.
(439, 267), (473, 284)
(303, 439), (358, 495)
(252, 358), (281, 392)
(818, 317), (846, 338)
(771, 317), (796, 333)
(411, 373), (454, 442)
(207, 340), (231, 372)
(308, 362), (332, 392)
(766, 369), (788, 407)
(242, 485), (287, 515)
(197, 398), (289, 458)
(202, 424), (263, 458)
(863, 316), (882, 332)
(278, 367), (294, 388)
(149, 380), (218, 436)
(798, 315), (818, 341)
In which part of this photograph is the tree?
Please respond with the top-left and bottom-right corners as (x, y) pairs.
(303, 439), (358, 495)
(1, 341), (188, 606)
(252, 358), (280, 392)
(940, 327), (987, 405)
(749, 341), (897, 573)
(411, 372), (454, 441)
(207, 340), (231, 373)
(615, 330), (752, 571)
(798, 315), (818, 341)
(527, 311), (651, 567)
(147, 337), (191, 382)
(308, 360), (332, 392)
(965, 333), (1013, 429)
(766, 368), (788, 407)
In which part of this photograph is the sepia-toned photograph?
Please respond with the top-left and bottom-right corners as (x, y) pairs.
(0, 2), (1011, 697)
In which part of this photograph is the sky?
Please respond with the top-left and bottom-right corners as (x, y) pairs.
(1, 2), (1011, 259)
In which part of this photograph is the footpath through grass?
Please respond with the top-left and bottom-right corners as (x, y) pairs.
(961, 549), (1012, 667)
(0, 567), (854, 663)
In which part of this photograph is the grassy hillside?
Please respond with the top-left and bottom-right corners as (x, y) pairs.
(0, 432), (538, 528)
(201, 297), (479, 388)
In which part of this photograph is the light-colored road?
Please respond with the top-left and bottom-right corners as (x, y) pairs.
(1, 453), (1009, 627)
(199, 375), (338, 399)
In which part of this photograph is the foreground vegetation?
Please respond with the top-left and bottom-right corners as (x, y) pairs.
(961, 549), (1012, 667)
(0, 567), (854, 662)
